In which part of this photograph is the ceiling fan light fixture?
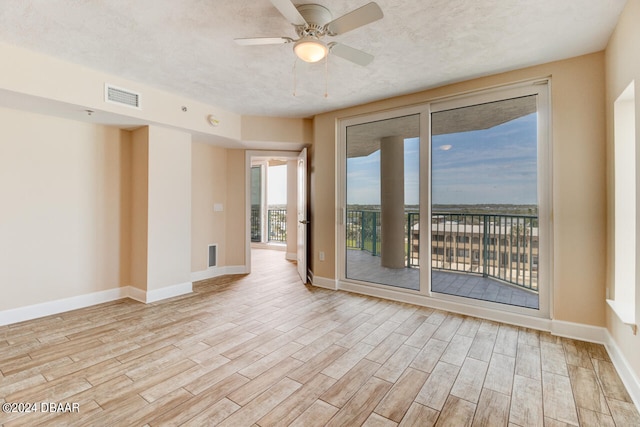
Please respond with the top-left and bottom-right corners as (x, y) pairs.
(294, 37), (328, 62)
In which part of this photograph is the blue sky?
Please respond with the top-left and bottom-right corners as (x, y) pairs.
(347, 112), (537, 205)
(347, 138), (420, 205)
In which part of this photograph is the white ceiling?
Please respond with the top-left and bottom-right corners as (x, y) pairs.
(0, 0), (627, 119)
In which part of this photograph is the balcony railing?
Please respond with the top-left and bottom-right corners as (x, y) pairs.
(347, 210), (538, 291)
(251, 206), (261, 242)
(268, 209), (287, 242)
(346, 210), (381, 255)
(251, 208), (287, 243)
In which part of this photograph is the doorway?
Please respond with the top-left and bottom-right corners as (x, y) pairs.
(246, 150), (308, 284)
(251, 161), (289, 246)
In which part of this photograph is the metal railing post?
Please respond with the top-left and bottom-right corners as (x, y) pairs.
(372, 211), (378, 256)
(360, 211), (365, 250)
(483, 215), (488, 278)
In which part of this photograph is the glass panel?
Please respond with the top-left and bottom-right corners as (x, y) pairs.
(431, 95), (539, 309)
(267, 164), (287, 243)
(345, 114), (420, 290)
(250, 166), (262, 242)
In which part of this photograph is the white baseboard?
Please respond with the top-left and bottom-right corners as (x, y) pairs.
(312, 275), (338, 290)
(191, 266), (226, 282)
(125, 282), (193, 304)
(604, 330), (640, 412)
(191, 265), (248, 282)
(0, 281), (194, 326)
(549, 319), (608, 344)
(286, 252), (297, 261)
(0, 287), (127, 326)
(127, 286), (147, 303)
(225, 265), (249, 275)
(145, 281), (192, 303)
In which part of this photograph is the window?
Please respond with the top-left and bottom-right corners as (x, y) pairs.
(457, 248), (470, 258)
(609, 81), (637, 328)
(484, 250), (497, 260)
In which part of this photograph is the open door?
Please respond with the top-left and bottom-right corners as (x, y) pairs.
(297, 148), (308, 284)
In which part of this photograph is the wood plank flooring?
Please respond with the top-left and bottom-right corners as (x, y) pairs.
(1, 248), (638, 426)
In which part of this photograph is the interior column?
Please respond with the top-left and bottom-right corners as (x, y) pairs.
(130, 125), (193, 301)
(380, 136), (405, 268)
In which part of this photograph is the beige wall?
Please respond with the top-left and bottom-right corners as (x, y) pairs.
(605, 0), (640, 382)
(311, 52), (607, 327)
(225, 149), (247, 267)
(0, 107), (131, 311)
(241, 116), (313, 147)
(146, 126), (192, 290)
(130, 127), (149, 291)
(0, 42), (241, 142)
(191, 142), (228, 272)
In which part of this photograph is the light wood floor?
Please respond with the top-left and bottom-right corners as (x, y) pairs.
(1, 249), (638, 426)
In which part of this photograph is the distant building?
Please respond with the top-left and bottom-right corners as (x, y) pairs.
(419, 216), (538, 290)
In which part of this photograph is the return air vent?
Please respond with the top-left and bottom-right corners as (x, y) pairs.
(104, 84), (141, 109)
(208, 244), (218, 268)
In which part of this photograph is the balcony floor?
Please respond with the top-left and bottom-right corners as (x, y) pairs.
(346, 249), (539, 310)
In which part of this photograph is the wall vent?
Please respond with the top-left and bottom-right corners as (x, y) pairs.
(208, 244), (218, 268)
(105, 84), (141, 109)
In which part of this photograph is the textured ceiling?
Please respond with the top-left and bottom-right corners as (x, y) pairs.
(0, 0), (627, 118)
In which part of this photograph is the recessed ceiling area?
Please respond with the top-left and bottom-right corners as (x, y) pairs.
(0, 0), (627, 118)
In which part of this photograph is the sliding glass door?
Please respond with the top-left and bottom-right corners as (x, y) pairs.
(430, 92), (544, 310)
(339, 81), (550, 317)
(344, 113), (421, 290)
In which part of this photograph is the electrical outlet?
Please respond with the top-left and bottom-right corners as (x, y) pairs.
(319, 251), (325, 261)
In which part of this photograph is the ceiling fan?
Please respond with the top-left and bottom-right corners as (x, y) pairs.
(235, 0), (383, 66)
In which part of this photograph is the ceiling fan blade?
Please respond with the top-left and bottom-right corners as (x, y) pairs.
(325, 2), (383, 36)
(234, 37), (293, 46)
(329, 43), (374, 66)
(270, 0), (307, 26)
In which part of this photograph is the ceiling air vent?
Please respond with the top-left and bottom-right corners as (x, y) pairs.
(105, 84), (141, 109)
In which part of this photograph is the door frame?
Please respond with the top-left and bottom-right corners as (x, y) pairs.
(245, 150), (309, 280)
(336, 79), (553, 322)
(297, 148), (309, 284)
